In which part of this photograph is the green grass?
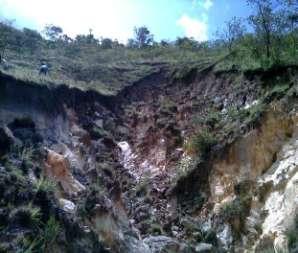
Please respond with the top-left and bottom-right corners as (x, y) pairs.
(22, 216), (60, 253)
(1, 21), (297, 97)
(33, 178), (56, 195)
(1, 40), (223, 96)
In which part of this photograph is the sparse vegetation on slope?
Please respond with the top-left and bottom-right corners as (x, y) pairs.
(0, 1), (297, 253)
(0, 0), (296, 95)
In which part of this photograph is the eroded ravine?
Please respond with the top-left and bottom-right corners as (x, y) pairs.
(0, 67), (297, 252)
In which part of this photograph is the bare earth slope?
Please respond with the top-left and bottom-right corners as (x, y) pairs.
(0, 63), (297, 252)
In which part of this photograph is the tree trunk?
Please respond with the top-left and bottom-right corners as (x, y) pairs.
(265, 33), (271, 59)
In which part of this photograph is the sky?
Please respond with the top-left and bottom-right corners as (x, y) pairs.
(0, 0), (253, 42)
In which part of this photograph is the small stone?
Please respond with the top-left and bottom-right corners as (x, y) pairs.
(172, 226), (179, 231)
(95, 119), (104, 128)
(129, 219), (136, 225)
(83, 225), (91, 233)
(172, 231), (178, 236)
(59, 198), (76, 213)
(195, 243), (214, 253)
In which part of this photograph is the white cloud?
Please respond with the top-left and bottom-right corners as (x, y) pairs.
(0, 0), (138, 42)
(192, 0), (213, 11)
(202, 0), (213, 10)
(177, 14), (208, 42)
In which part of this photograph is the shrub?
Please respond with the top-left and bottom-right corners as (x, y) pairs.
(136, 174), (151, 197)
(220, 192), (252, 234)
(221, 200), (243, 221)
(259, 249), (275, 253)
(9, 204), (41, 228)
(160, 97), (177, 113)
(39, 216), (60, 251)
(185, 130), (217, 159)
(22, 216), (60, 253)
(176, 155), (196, 179)
(263, 83), (290, 103)
(8, 117), (35, 129)
(205, 111), (221, 129)
(149, 223), (164, 235)
(245, 102), (265, 127)
(34, 177), (56, 194)
(227, 106), (249, 122)
(90, 126), (109, 139)
(286, 216), (298, 251)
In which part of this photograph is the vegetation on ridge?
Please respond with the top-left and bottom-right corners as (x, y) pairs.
(0, 0), (296, 95)
(0, 1), (297, 252)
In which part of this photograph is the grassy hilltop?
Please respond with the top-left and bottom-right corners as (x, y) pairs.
(0, 0), (297, 95)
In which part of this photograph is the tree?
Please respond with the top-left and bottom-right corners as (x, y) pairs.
(279, 0), (298, 54)
(247, 0), (278, 59)
(160, 40), (170, 47)
(100, 38), (113, 49)
(175, 37), (199, 50)
(0, 19), (15, 59)
(127, 38), (137, 48)
(222, 17), (246, 51)
(43, 24), (63, 41)
(86, 28), (98, 44)
(75, 32), (99, 46)
(277, 0), (298, 9)
(60, 34), (73, 44)
(22, 28), (42, 53)
(133, 26), (153, 48)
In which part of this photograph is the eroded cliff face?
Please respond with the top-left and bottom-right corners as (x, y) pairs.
(111, 67), (298, 252)
(211, 108), (293, 205)
(0, 67), (297, 253)
(252, 131), (298, 253)
(206, 105), (298, 252)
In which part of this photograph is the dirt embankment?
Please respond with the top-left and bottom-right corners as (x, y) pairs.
(0, 65), (297, 252)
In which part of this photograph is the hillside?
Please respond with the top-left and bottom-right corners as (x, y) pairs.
(1, 57), (298, 252)
(0, 3), (298, 252)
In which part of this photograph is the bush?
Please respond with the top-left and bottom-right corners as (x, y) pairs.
(205, 111), (221, 129)
(220, 192), (252, 234)
(160, 97), (177, 113)
(90, 126), (109, 139)
(22, 216), (60, 253)
(221, 200), (243, 221)
(136, 173), (151, 197)
(34, 178), (56, 194)
(8, 117), (35, 129)
(227, 106), (249, 122)
(245, 102), (265, 127)
(263, 83), (290, 103)
(9, 204), (41, 228)
(286, 216), (298, 251)
(185, 130), (217, 159)
(149, 223), (163, 235)
(176, 155), (196, 179)
(39, 216), (60, 252)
